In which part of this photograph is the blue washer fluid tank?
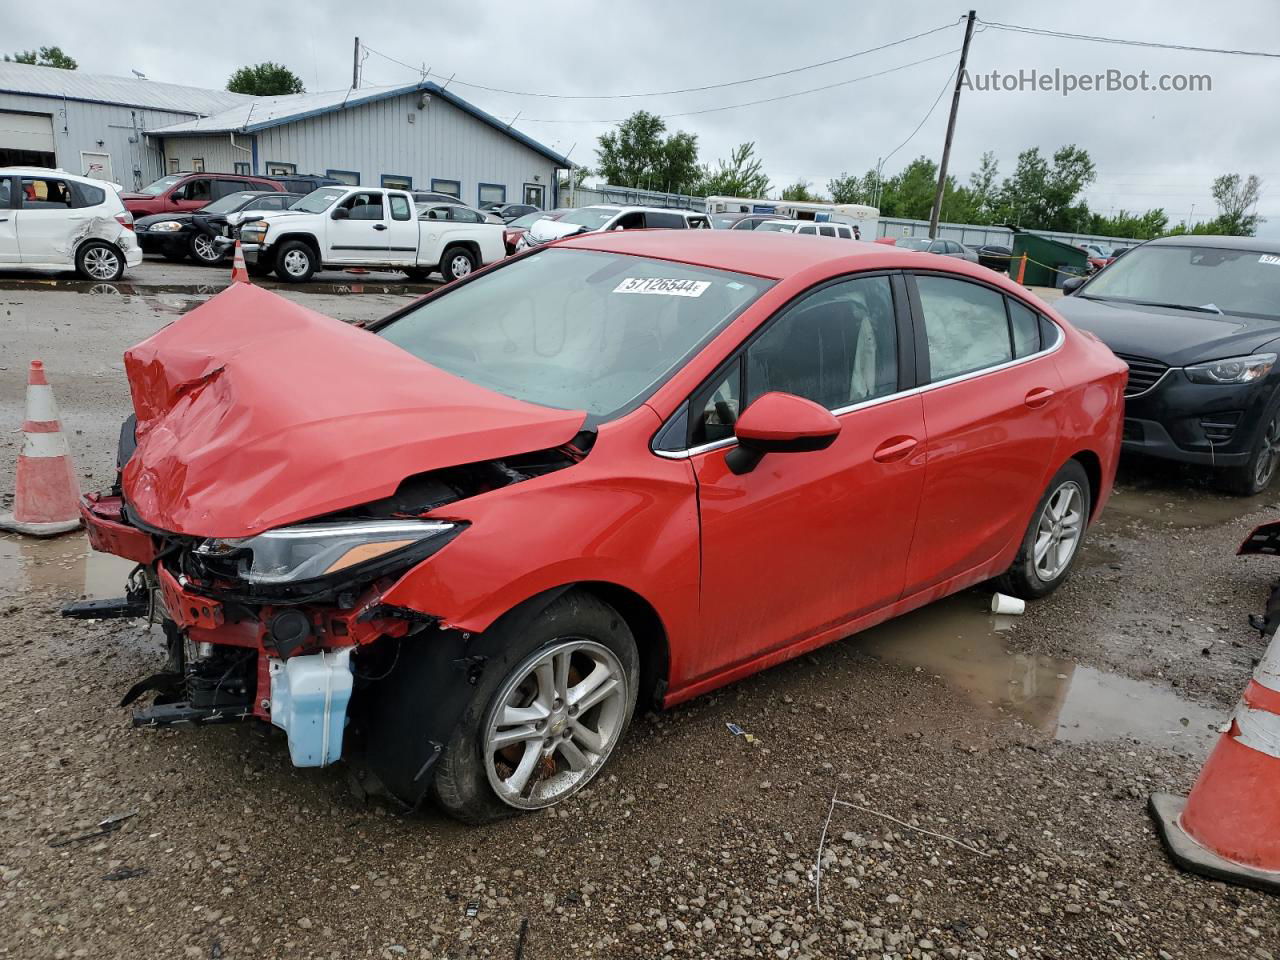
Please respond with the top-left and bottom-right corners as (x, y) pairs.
(268, 647), (354, 767)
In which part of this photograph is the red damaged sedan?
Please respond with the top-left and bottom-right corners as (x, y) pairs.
(77, 230), (1126, 822)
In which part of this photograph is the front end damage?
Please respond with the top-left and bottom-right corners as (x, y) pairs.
(71, 283), (591, 807)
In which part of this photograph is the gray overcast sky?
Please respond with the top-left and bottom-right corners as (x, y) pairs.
(12, 1), (1280, 234)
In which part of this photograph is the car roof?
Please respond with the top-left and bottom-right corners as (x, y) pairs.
(1145, 234), (1280, 253)
(557, 228), (992, 281)
(0, 166), (108, 183)
(583, 205), (701, 216)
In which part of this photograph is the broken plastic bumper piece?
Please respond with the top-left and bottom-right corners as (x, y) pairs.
(268, 648), (354, 767)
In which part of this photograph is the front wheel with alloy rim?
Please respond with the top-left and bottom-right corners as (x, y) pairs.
(996, 459), (1092, 600)
(441, 246), (476, 282)
(273, 240), (316, 282)
(433, 591), (639, 823)
(189, 232), (225, 266)
(1221, 402), (1280, 496)
(75, 240), (124, 281)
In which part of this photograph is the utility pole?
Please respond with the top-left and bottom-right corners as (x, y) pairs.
(928, 10), (976, 238)
(352, 37), (360, 89)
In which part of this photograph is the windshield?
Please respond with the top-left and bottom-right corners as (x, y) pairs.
(896, 237), (934, 251)
(201, 192), (261, 214)
(1082, 244), (1280, 320)
(712, 215), (740, 228)
(378, 248), (773, 419)
(292, 187), (346, 214)
(139, 174), (183, 196)
(510, 211), (554, 229)
(556, 207), (620, 229)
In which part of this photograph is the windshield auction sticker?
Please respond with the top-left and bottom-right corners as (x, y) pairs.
(613, 278), (711, 297)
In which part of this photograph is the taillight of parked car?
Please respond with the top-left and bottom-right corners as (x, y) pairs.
(116, 212), (135, 232)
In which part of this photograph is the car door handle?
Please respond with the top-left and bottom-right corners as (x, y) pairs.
(373, 224), (387, 231)
(872, 436), (919, 463)
(1024, 387), (1056, 409)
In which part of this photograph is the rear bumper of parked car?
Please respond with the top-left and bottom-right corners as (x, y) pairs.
(1121, 368), (1272, 466)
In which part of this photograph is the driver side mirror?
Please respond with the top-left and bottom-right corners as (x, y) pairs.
(332, 207), (350, 220)
(725, 392), (842, 476)
(1062, 275), (1087, 295)
(170, 189), (185, 202)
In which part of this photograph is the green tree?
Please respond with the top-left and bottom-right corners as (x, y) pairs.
(828, 171), (867, 205)
(993, 145), (1095, 231)
(1087, 208), (1169, 240)
(1209, 173), (1263, 236)
(966, 151), (1000, 223)
(780, 180), (823, 202)
(702, 142), (770, 198)
(595, 111), (702, 193)
(226, 62), (304, 96)
(5, 46), (77, 69)
(877, 156), (941, 219)
(558, 166), (591, 193)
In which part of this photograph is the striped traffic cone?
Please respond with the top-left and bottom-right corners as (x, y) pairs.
(230, 241), (250, 284)
(0, 360), (82, 537)
(1150, 633), (1280, 893)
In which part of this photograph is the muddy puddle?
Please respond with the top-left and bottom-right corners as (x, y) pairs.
(1107, 464), (1276, 529)
(853, 591), (1224, 753)
(0, 532), (135, 601)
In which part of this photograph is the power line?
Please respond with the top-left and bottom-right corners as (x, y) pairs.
(489, 48), (962, 125)
(977, 18), (1280, 58)
(361, 19), (962, 101)
(881, 63), (958, 176)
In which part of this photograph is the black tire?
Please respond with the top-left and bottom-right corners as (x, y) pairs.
(1219, 393), (1280, 496)
(403, 267), (432, 282)
(433, 591), (639, 824)
(246, 261), (273, 278)
(995, 459), (1092, 601)
(440, 245), (476, 283)
(75, 240), (125, 281)
(273, 240), (316, 282)
(160, 246), (188, 262)
(188, 232), (226, 266)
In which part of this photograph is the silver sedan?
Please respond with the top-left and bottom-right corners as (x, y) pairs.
(895, 236), (980, 263)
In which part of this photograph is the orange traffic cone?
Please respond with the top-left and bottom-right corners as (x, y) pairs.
(0, 360), (81, 537)
(1150, 634), (1280, 893)
(230, 241), (250, 283)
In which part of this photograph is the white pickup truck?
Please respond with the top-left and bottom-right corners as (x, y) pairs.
(235, 185), (505, 282)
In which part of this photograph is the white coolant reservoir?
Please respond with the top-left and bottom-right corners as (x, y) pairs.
(268, 647), (354, 767)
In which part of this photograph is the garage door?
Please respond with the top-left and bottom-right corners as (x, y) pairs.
(0, 111), (56, 167)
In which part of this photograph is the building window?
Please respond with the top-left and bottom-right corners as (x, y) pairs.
(431, 178), (461, 199)
(327, 169), (360, 185)
(192, 157), (205, 172)
(381, 173), (413, 189)
(266, 162), (296, 175)
(478, 183), (506, 207)
(523, 183), (545, 208)
(166, 158), (179, 174)
(233, 161), (250, 175)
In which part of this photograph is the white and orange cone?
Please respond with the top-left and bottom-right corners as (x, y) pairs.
(0, 360), (82, 537)
(230, 241), (250, 284)
(1150, 634), (1280, 893)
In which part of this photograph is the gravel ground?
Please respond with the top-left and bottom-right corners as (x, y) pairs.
(0, 273), (1277, 960)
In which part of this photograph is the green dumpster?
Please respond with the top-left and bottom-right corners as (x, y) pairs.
(1009, 233), (1090, 287)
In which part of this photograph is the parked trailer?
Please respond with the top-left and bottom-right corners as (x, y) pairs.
(704, 197), (879, 237)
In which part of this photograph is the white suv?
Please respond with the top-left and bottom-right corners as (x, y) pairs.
(756, 219), (858, 239)
(0, 167), (141, 280)
(522, 205), (711, 247)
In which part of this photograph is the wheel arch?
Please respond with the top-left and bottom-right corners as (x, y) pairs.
(270, 232), (323, 261)
(1069, 448), (1104, 521)
(441, 239), (481, 265)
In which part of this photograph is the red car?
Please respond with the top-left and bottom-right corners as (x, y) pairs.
(503, 207), (569, 255)
(76, 231), (1126, 822)
(120, 172), (283, 218)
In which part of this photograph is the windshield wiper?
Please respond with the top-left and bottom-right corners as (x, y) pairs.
(1104, 297), (1229, 316)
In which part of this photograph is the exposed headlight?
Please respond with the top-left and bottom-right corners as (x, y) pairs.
(195, 519), (457, 585)
(1184, 353), (1276, 385)
(240, 224), (267, 243)
(150, 221), (183, 232)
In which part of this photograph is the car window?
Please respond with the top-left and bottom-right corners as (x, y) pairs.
(423, 205), (453, 221)
(389, 194), (412, 221)
(746, 275), (898, 411)
(213, 179), (246, 200)
(643, 211), (684, 229)
(341, 191), (384, 220)
(69, 180), (105, 208)
(20, 176), (74, 209)
(1008, 298), (1041, 358)
(916, 275), (1013, 381)
(691, 360), (743, 447)
(819, 226), (836, 238)
(184, 179), (212, 202)
(0, 178), (10, 208)
(448, 206), (483, 223)
(687, 216), (710, 229)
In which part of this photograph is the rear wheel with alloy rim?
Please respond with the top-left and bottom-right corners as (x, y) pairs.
(996, 459), (1091, 600)
(1221, 400), (1280, 496)
(433, 591), (639, 823)
(76, 240), (124, 281)
(189, 232), (225, 265)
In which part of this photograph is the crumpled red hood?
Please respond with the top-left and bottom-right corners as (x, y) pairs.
(122, 283), (585, 538)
